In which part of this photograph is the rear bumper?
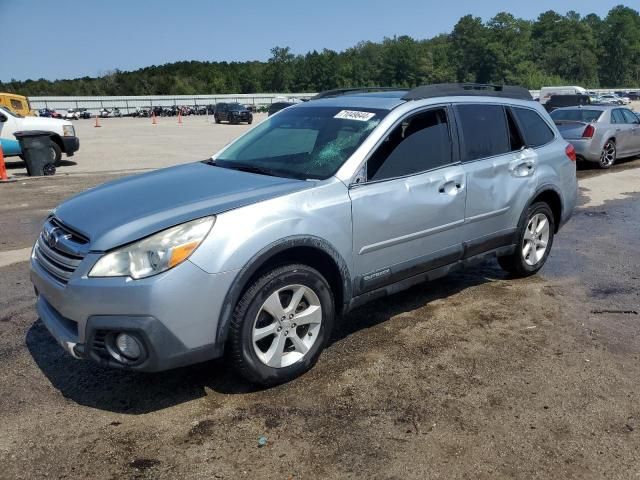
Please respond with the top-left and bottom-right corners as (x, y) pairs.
(61, 136), (80, 156)
(570, 138), (602, 163)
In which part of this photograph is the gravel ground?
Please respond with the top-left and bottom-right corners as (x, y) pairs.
(1, 121), (640, 479)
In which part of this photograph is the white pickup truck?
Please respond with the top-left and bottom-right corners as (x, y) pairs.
(0, 106), (80, 165)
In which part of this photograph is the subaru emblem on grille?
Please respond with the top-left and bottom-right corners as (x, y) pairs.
(47, 228), (70, 249)
(47, 229), (60, 248)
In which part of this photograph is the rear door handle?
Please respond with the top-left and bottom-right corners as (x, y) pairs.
(509, 159), (536, 177)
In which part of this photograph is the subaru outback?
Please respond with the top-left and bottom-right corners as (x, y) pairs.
(31, 84), (577, 385)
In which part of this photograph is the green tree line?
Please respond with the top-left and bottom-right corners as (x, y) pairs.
(2, 5), (639, 96)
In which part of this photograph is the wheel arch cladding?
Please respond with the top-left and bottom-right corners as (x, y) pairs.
(215, 235), (352, 344)
(48, 132), (63, 149)
(530, 187), (562, 233)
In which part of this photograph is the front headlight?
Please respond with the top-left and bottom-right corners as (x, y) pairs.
(63, 125), (75, 137)
(89, 216), (215, 279)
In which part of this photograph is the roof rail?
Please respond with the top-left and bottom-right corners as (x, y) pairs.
(402, 83), (533, 101)
(311, 87), (407, 100)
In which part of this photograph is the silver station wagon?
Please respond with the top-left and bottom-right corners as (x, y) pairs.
(31, 84), (577, 385)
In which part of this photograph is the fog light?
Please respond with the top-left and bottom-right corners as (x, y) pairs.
(115, 333), (142, 360)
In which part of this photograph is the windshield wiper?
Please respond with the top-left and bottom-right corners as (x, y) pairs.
(218, 163), (282, 178)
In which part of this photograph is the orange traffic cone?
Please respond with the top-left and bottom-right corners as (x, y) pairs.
(152, 112), (157, 125)
(0, 143), (14, 182)
(178, 111), (183, 125)
(94, 113), (101, 128)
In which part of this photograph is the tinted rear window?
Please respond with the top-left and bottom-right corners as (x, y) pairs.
(512, 107), (555, 147)
(456, 104), (510, 161)
(551, 109), (603, 123)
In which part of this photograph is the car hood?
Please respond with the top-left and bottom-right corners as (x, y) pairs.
(21, 115), (72, 129)
(53, 162), (312, 251)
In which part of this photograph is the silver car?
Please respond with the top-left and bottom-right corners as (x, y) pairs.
(551, 105), (640, 169)
(31, 84), (577, 385)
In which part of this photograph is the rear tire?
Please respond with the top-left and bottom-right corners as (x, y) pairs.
(229, 264), (335, 386)
(498, 202), (555, 277)
(214, 115), (221, 124)
(599, 140), (616, 169)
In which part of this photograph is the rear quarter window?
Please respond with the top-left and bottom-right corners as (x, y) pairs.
(512, 107), (555, 147)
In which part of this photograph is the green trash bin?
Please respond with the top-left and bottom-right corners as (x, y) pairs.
(14, 130), (56, 177)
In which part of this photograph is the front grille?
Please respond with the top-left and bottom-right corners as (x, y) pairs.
(34, 217), (88, 284)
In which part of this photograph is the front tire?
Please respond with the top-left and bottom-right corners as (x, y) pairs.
(498, 202), (555, 277)
(50, 141), (63, 166)
(229, 264), (335, 386)
(599, 140), (616, 169)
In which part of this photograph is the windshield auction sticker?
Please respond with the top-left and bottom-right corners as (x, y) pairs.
(334, 110), (376, 121)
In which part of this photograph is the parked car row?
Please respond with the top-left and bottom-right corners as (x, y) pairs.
(32, 101), (300, 120)
(131, 105), (211, 118)
(589, 92), (632, 105)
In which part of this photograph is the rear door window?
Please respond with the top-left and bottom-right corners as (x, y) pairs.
(512, 107), (555, 147)
(455, 104), (510, 161)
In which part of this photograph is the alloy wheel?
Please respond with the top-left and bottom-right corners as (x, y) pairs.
(252, 284), (322, 368)
(522, 213), (550, 266)
(600, 142), (616, 168)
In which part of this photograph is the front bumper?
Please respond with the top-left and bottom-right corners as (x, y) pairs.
(31, 251), (237, 372)
(61, 136), (80, 156)
(230, 113), (252, 122)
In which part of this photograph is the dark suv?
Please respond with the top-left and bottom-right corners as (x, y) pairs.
(543, 94), (591, 113)
(214, 102), (253, 124)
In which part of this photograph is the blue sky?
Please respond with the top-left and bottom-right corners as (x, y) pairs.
(1, 0), (630, 82)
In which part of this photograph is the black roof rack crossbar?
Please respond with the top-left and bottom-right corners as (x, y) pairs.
(311, 87), (407, 100)
(402, 83), (533, 101)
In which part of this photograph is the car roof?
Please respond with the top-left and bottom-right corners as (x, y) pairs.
(292, 94), (407, 111)
(297, 84), (536, 112)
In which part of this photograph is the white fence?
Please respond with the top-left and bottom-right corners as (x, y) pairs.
(29, 93), (316, 115)
(29, 88), (637, 114)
